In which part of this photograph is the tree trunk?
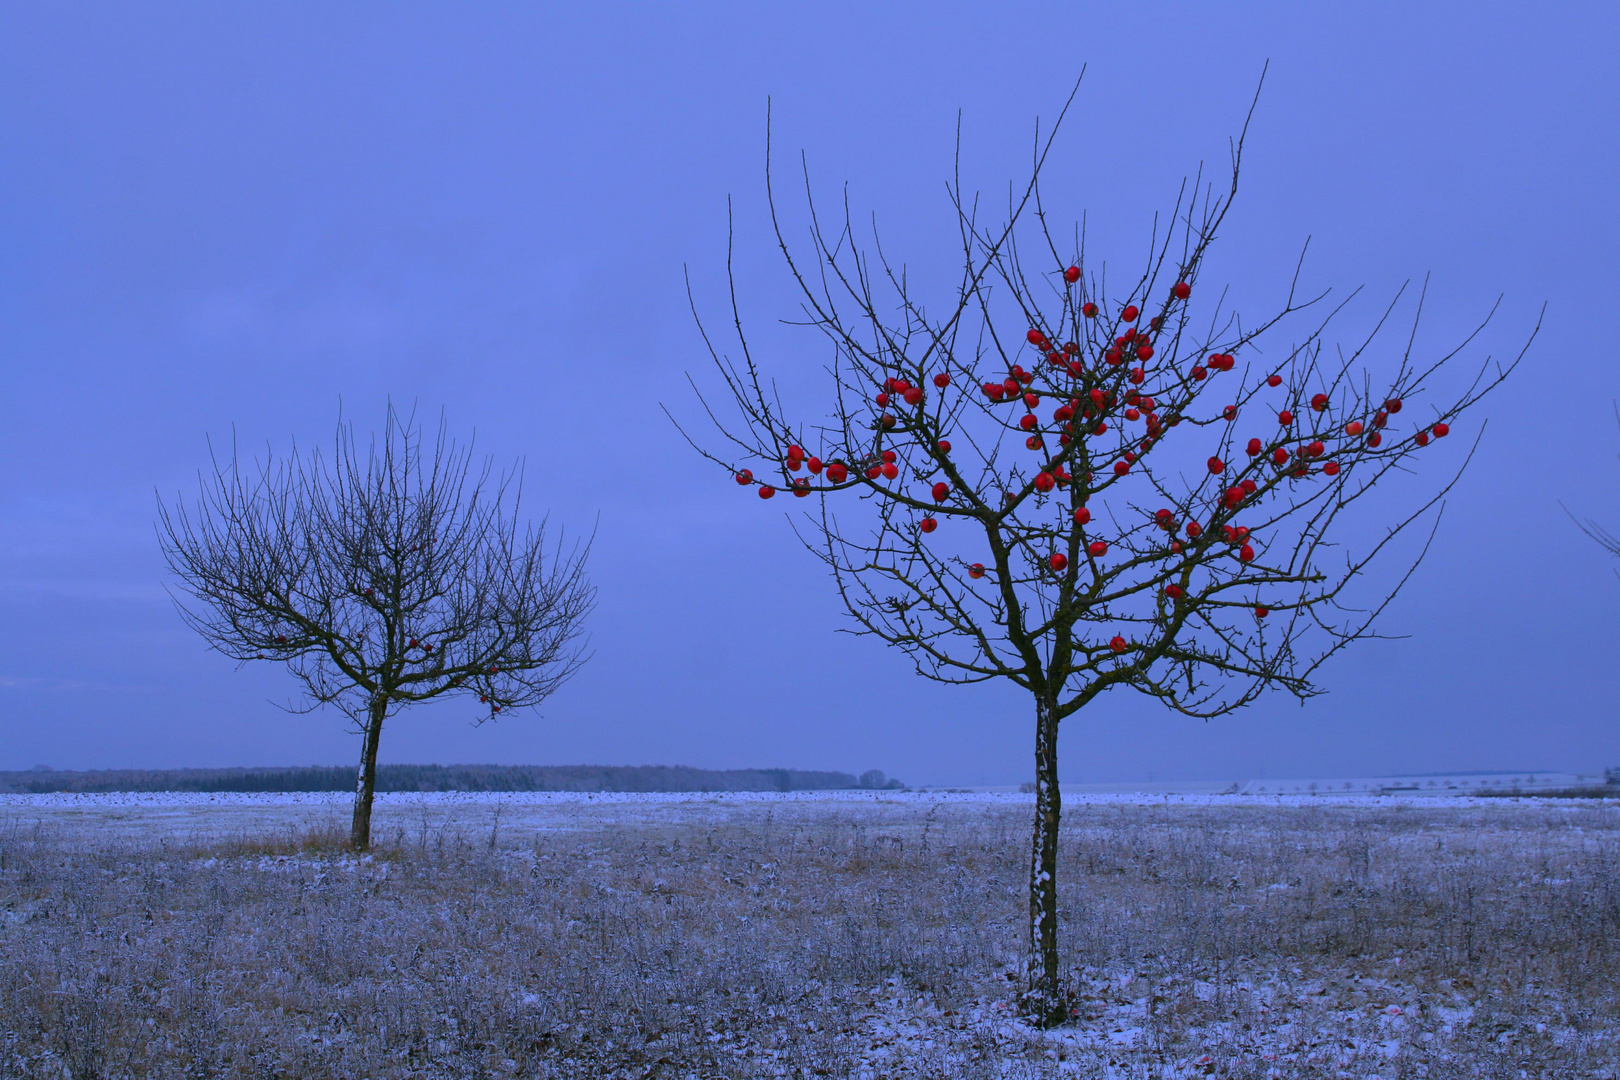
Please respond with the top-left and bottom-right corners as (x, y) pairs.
(1023, 690), (1067, 1026)
(350, 695), (386, 850)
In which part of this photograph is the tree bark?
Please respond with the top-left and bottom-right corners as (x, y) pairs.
(1024, 689), (1067, 1026)
(350, 695), (386, 850)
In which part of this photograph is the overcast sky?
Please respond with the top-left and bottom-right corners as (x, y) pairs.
(2, 3), (1617, 786)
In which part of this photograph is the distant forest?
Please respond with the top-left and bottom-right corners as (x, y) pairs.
(0, 764), (905, 795)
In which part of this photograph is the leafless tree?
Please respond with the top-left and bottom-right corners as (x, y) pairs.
(677, 81), (1538, 1024)
(158, 405), (595, 849)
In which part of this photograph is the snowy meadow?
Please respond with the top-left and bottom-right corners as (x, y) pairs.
(1, 792), (1617, 1078)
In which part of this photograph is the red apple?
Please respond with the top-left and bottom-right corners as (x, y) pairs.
(1278, 410), (1294, 425)
(1345, 420), (1364, 436)
(1064, 265), (1080, 283)
(1239, 544), (1255, 562)
(758, 486), (775, 499)
(1026, 328), (1045, 345)
(1173, 281), (1191, 300)
(1311, 393), (1328, 411)
(881, 463), (899, 480)
(919, 517), (937, 533)
(1074, 507), (1091, 525)
(1272, 447), (1289, 465)
(1207, 456), (1225, 475)
(1385, 397), (1403, 413)
(807, 456), (823, 474)
(1083, 302), (1098, 318)
(1266, 375), (1282, 388)
(1121, 305), (1139, 322)
(1246, 438), (1262, 456)
(735, 469), (753, 485)
(1164, 584), (1184, 598)
(1113, 460), (1129, 475)
(1254, 606), (1270, 618)
(875, 392), (890, 407)
(1137, 344), (1154, 360)
(1191, 366), (1207, 381)
(879, 414), (895, 429)
(1088, 540), (1107, 557)
(1240, 479), (1256, 494)
(1035, 472), (1055, 493)
(933, 373), (950, 388)
(1109, 636), (1127, 653)
(1020, 414), (1037, 431)
(1185, 521), (1203, 538)
(1125, 407), (1140, 421)
(936, 439), (951, 454)
(826, 462), (848, 483)
(1322, 461), (1340, 476)
(882, 449), (897, 462)
(968, 563), (986, 579)
(1130, 367), (1145, 385)
(1414, 430), (1430, 446)
(1433, 422), (1450, 437)
(1049, 553), (1068, 571)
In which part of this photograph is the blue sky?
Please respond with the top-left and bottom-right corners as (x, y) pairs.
(1, 3), (1617, 785)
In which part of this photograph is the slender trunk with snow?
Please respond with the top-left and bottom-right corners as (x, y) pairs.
(1025, 689), (1065, 1025)
(350, 694), (387, 850)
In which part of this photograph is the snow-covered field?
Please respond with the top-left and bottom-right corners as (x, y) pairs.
(0, 786), (1580, 842)
(3, 792), (1617, 1078)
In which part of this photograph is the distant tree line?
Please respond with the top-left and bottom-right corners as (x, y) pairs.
(0, 764), (905, 795)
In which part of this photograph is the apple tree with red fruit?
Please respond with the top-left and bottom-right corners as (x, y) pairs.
(681, 89), (1540, 1025)
(158, 405), (595, 849)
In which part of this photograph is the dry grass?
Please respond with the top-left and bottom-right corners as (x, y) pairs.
(1, 796), (1618, 1078)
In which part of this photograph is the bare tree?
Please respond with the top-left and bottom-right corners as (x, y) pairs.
(678, 83), (1538, 1024)
(158, 405), (595, 849)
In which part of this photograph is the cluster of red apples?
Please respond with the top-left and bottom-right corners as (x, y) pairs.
(729, 268), (1450, 638)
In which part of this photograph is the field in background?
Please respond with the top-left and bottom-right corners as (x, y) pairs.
(0, 764), (906, 796)
(2, 792), (1618, 1078)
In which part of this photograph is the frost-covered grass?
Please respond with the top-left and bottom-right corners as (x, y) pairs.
(1, 793), (1618, 1078)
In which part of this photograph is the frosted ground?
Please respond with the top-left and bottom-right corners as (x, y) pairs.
(2, 791), (1618, 1078)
